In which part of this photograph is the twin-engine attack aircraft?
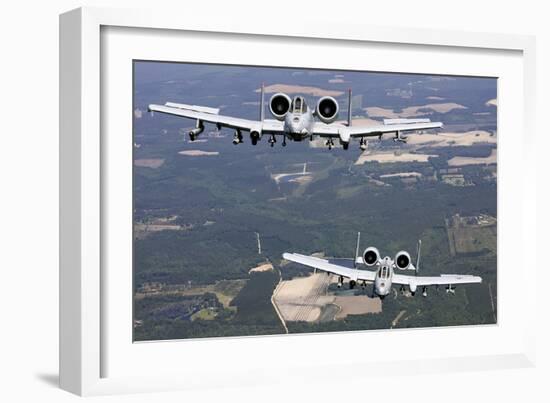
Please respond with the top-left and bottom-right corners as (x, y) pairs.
(282, 233), (482, 299)
(147, 85), (443, 150)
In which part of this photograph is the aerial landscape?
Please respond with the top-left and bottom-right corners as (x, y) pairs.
(133, 61), (497, 341)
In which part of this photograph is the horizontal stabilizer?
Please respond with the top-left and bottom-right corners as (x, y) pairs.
(383, 118), (432, 125)
(164, 102), (220, 115)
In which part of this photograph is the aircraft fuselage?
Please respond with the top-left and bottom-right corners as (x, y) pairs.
(373, 256), (394, 297)
(283, 107), (315, 141)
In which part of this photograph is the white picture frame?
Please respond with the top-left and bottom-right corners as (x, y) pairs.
(59, 6), (537, 396)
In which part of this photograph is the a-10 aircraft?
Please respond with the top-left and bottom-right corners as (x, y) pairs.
(147, 85), (443, 150)
(282, 233), (482, 299)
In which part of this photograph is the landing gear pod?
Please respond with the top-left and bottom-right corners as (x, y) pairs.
(250, 130), (262, 145)
(340, 139), (349, 150)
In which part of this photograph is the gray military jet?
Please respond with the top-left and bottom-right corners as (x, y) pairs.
(283, 233), (482, 299)
(148, 85), (442, 150)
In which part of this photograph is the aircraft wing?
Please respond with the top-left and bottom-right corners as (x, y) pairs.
(313, 120), (443, 139)
(148, 103), (284, 133)
(392, 273), (482, 287)
(282, 253), (376, 282)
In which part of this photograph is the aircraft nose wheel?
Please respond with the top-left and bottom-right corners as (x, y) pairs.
(268, 135), (277, 147)
(325, 139), (334, 150)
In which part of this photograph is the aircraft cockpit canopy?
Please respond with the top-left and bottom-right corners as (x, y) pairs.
(379, 266), (390, 279)
(292, 96), (307, 114)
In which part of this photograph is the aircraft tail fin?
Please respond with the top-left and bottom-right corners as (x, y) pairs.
(354, 231), (361, 268)
(347, 88), (353, 127)
(260, 83), (265, 122)
(416, 239), (422, 276)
